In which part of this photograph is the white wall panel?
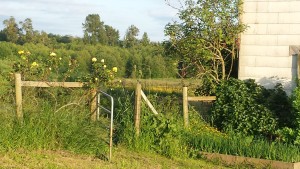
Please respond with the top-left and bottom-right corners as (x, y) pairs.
(239, 0), (300, 92)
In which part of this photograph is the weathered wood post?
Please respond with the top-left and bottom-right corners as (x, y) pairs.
(90, 88), (97, 121)
(15, 73), (23, 120)
(183, 86), (189, 128)
(134, 82), (142, 136)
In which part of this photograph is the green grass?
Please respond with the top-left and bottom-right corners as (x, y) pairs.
(0, 88), (109, 157)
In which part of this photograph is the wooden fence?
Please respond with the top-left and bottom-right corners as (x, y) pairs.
(133, 83), (216, 135)
(14, 73), (98, 120)
(182, 86), (216, 128)
(16, 74), (216, 133)
(134, 83), (159, 136)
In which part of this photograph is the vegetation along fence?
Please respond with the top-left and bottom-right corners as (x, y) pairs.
(14, 73), (114, 161)
(134, 82), (216, 134)
(182, 86), (216, 127)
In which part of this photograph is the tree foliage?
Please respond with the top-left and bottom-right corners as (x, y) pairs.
(104, 25), (120, 46)
(165, 0), (246, 82)
(124, 25), (139, 48)
(141, 32), (150, 46)
(19, 18), (34, 44)
(3, 16), (20, 43)
(82, 14), (108, 45)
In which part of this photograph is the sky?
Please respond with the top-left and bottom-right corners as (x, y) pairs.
(0, 0), (180, 42)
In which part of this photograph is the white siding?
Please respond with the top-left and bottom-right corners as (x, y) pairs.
(239, 0), (300, 93)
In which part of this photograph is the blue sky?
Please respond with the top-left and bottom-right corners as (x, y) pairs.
(0, 0), (179, 42)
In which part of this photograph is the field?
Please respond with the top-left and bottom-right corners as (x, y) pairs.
(118, 78), (200, 94)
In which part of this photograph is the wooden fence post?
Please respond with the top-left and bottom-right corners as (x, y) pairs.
(90, 88), (97, 121)
(183, 86), (189, 128)
(134, 82), (142, 136)
(15, 73), (23, 120)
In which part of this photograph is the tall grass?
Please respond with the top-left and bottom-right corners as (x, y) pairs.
(185, 131), (300, 162)
(0, 88), (108, 156)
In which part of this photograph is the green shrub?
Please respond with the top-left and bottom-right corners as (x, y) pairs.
(262, 84), (293, 128)
(211, 78), (278, 137)
(291, 84), (300, 128)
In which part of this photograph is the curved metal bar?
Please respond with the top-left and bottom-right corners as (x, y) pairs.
(97, 90), (114, 162)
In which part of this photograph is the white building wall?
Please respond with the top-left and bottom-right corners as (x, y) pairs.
(239, 0), (300, 93)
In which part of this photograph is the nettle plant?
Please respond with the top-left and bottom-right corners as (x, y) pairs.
(13, 50), (118, 88)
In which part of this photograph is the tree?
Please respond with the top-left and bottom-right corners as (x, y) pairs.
(82, 14), (107, 45)
(104, 25), (119, 46)
(0, 30), (6, 41)
(19, 18), (34, 43)
(38, 31), (50, 45)
(141, 32), (150, 46)
(3, 16), (20, 43)
(123, 25), (139, 48)
(165, 0), (246, 82)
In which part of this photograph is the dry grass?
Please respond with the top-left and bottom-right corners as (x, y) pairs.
(0, 147), (232, 169)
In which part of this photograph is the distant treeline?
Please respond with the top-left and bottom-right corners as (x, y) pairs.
(0, 15), (179, 81)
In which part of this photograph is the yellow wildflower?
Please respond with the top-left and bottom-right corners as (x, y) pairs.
(92, 57), (97, 62)
(103, 65), (107, 68)
(101, 59), (104, 63)
(31, 62), (38, 67)
(95, 78), (98, 81)
(18, 50), (25, 55)
(112, 67), (117, 73)
(50, 52), (56, 57)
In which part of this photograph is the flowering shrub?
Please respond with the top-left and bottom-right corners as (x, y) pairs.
(13, 50), (118, 88)
(81, 57), (118, 88)
(13, 50), (42, 80)
(13, 50), (75, 81)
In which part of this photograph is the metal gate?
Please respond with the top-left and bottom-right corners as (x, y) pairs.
(96, 90), (114, 161)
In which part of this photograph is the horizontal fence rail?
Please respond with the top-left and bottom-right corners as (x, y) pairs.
(187, 96), (216, 101)
(21, 81), (84, 88)
(183, 86), (216, 128)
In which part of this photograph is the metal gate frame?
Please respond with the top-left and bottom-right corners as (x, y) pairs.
(96, 90), (114, 161)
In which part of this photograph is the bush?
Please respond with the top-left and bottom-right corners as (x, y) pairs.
(211, 78), (278, 137)
(262, 84), (293, 128)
